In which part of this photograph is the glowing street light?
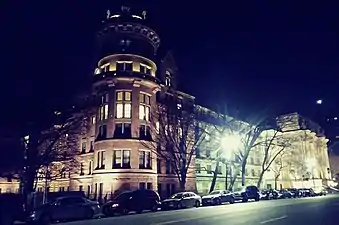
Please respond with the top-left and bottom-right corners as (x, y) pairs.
(219, 133), (242, 190)
(316, 99), (323, 105)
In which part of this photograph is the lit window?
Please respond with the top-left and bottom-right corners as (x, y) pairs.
(99, 104), (109, 120)
(140, 64), (151, 74)
(116, 91), (132, 118)
(139, 150), (152, 169)
(102, 64), (110, 72)
(139, 93), (151, 121)
(113, 150), (131, 168)
(91, 116), (96, 125)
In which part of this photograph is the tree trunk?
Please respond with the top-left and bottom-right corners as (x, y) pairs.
(229, 167), (238, 191)
(179, 170), (187, 191)
(257, 171), (264, 189)
(241, 163), (246, 186)
(274, 177), (278, 190)
(22, 166), (37, 213)
(209, 160), (220, 193)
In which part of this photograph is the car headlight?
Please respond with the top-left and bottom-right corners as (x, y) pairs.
(111, 203), (119, 208)
(29, 211), (36, 218)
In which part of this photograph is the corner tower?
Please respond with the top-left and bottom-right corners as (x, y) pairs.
(87, 7), (162, 197)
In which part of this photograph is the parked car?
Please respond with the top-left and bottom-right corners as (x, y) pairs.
(279, 189), (293, 198)
(260, 189), (279, 200)
(233, 186), (260, 202)
(313, 188), (327, 196)
(161, 192), (201, 210)
(287, 188), (301, 198)
(201, 190), (235, 206)
(27, 196), (101, 225)
(102, 189), (161, 216)
(299, 188), (315, 197)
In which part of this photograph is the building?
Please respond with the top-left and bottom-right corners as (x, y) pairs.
(0, 7), (332, 197)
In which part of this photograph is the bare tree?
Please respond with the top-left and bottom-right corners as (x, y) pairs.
(271, 154), (288, 190)
(0, 90), (102, 210)
(256, 129), (292, 188)
(141, 99), (207, 191)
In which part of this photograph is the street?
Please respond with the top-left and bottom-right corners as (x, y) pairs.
(63, 195), (339, 225)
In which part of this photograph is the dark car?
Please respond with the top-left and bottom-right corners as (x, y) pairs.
(27, 196), (101, 224)
(161, 192), (201, 210)
(201, 190), (235, 206)
(102, 190), (161, 216)
(299, 188), (315, 197)
(233, 186), (260, 202)
(279, 189), (293, 198)
(287, 188), (301, 198)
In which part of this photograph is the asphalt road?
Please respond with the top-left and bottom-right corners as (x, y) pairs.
(63, 194), (339, 225)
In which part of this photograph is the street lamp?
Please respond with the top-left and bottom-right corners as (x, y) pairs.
(220, 133), (242, 191)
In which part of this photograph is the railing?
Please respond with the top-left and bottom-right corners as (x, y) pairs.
(93, 71), (161, 84)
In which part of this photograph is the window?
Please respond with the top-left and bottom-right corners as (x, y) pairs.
(205, 150), (211, 158)
(102, 64), (110, 72)
(116, 91), (132, 118)
(140, 64), (151, 75)
(117, 62), (133, 71)
(139, 125), (151, 140)
(139, 150), (152, 169)
(147, 183), (152, 190)
(217, 165), (222, 174)
(80, 163), (84, 176)
(139, 182), (146, 190)
(97, 125), (107, 140)
(196, 163), (201, 173)
(251, 169), (255, 176)
(99, 104), (109, 120)
(91, 116), (96, 125)
(113, 150), (131, 169)
(207, 165), (212, 174)
(79, 185), (83, 192)
(157, 159), (161, 173)
(139, 93), (151, 121)
(114, 123), (131, 138)
(81, 140), (86, 154)
(89, 141), (94, 152)
(88, 161), (92, 175)
(96, 151), (105, 169)
(165, 71), (171, 86)
(166, 160), (173, 174)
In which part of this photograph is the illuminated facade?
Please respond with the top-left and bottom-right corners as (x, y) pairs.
(42, 7), (196, 199)
(195, 112), (332, 194)
(0, 9), (332, 197)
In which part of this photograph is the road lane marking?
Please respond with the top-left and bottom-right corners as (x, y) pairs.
(150, 211), (252, 225)
(260, 215), (287, 224)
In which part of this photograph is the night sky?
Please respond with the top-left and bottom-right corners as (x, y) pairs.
(1, 1), (338, 130)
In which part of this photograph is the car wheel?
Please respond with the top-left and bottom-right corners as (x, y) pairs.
(177, 202), (183, 209)
(242, 197), (248, 202)
(230, 197), (235, 204)
(255, 196), (260, 201)
(213, 198), (220, 205)
(151, 204), (158, 212)
(85, 209), (94, 219)
(121, 208), (129, 215)
(195, 200), (200, 208)
(39, 214), (52, 225)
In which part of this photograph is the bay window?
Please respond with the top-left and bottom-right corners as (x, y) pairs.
(139, 93), (151, 121)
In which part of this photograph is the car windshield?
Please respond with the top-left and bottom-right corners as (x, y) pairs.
(209, 191), (221, 195)
(170, 193), (183, 199)
(114, 192), (132, 201)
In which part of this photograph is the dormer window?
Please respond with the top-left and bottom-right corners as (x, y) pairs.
(117, 62), (133, 71)
(140, 64), (151, 75)
(165, 71), (171, 86)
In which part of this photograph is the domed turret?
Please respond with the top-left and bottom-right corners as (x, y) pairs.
(96, 6), (160, 61)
